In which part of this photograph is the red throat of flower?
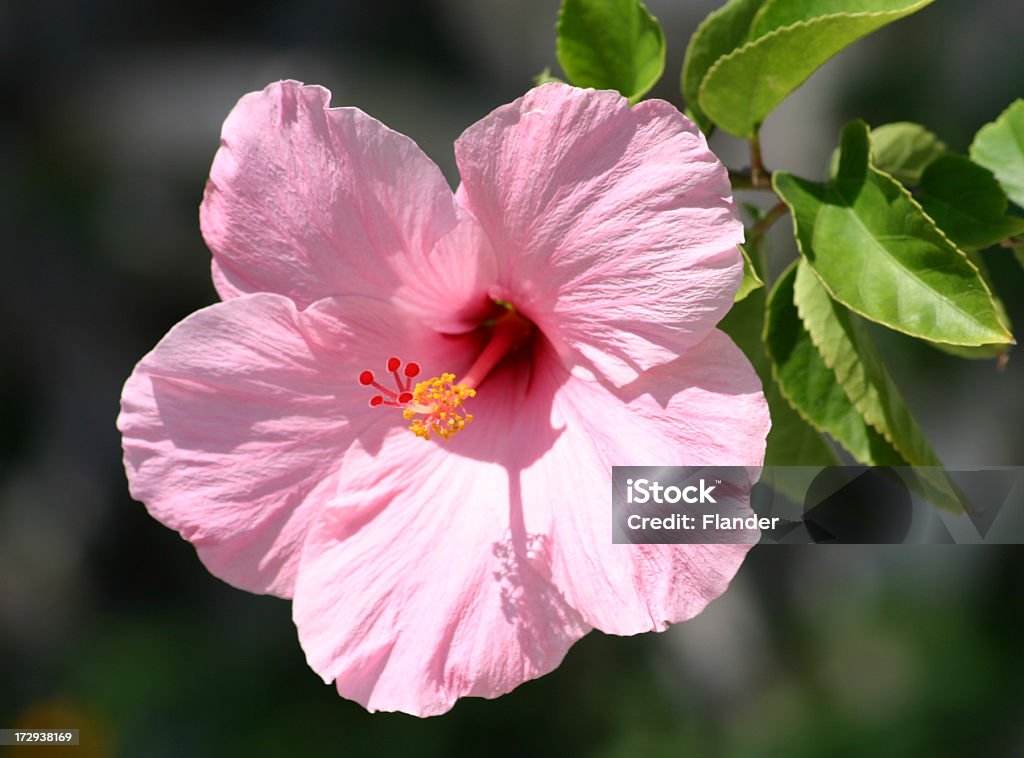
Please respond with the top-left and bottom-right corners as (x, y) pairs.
(358, 308), (533, 441)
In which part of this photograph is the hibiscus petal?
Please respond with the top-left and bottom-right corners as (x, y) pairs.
(293, 427), (589, 716)
(454, 82), (744, 386)
(202, 80), (480, 312)
(519, 328), (769, 634)
(118, 292), (466, 597)
(390, 214), (499, 334)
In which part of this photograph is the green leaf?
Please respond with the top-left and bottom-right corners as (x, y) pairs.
(764, 262), (904, 465)
(718, 285), (838, 466)
(698, 0), (934, 137)
(828, 122), (945, 180)
(970, 99), (1024, 210)
(926, 252), (1013, 360)
(681, 0), (768, 133)
(556, 0), (666, 104)
(917, 154), (1024, 251)
(774, 120), (1013, 347)
(868, 122), (946, 185)
(765, 263), (969, 512)
(735, 244), (765, 302)
(794, 261), (968, 511)
(794, 261), (937, 464)
(533, 67), (566, 86)
(1014, 243), (1024, 271)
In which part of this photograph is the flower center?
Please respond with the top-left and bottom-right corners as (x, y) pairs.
(357, 309), (532, 441)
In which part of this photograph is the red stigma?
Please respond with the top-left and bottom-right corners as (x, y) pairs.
(358, 356), (421, 408)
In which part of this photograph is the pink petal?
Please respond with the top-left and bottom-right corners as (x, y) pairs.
(118, 292), (471, 597)
(454, 83), (744, 386)
(390, 214), (499, 334)
(202, 80), (487, 313)
(293, 423), (589, 716)
(519, 328), (770, 634)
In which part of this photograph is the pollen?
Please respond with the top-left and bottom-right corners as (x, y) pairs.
(358, 358), (475, 441)
(403, 373), (476, 441)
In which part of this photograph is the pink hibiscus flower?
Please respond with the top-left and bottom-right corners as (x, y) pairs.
(118, 80), (769, 716)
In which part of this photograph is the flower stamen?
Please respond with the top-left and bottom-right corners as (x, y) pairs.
(403, 373), (475, 441)
(356, 310), (531, 442)
(358, 358), (474, 441)
(358, 357), (421, 407)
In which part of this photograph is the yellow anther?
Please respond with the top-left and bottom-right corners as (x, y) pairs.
(404, 373), (476, 441)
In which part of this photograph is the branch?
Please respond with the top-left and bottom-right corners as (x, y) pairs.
(750, 134), (767, 188)
(748, 201), (789, 243)
(728, 169), (774, 191)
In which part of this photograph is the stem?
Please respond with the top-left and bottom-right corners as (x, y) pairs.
(750, 134), (766, 188)
(727, 130), (774, 191)
(728, 168), (774, 192)
(748, 201), (789, 243)
(728, 170), (755, 190)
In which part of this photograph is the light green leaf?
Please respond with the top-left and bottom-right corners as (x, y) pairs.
(918, 154), (1024, 251)
(970, 99), (1024, 210)
(766, 263), (968, 512)
(869, 122), (946, 185)
(926, 252), (1012, 360)
(764, 262), (904, 465)
(699, 0), (934, 137)
(718, 285), (838, 466)
(681, 0), (767, 133)
(827, 121), (945, 181)
(793, 260), (936, 464)
(533, 67), (565, 86)
(764, 382), (841, 467)
(930, 339), (1010, 361)
(556, 0), (666, 103)
(735, 244), (765, 302)
(774, 120), (1013, 347)
(794, 261), (969, 511)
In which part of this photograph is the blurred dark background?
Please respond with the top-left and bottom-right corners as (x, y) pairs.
(2, 1), (1023, 755)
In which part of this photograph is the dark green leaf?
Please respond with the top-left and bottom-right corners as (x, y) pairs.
(556, 0), (666, 103)
(764, 262), (903, 465)
(774, 121), (1013, 347)
(794, 260), (938, 465)
(1014, 243), (1024, 271)
(918, 154), (1024, 251)
(719, 286), (838, 467)
(794, 260), (970, 511)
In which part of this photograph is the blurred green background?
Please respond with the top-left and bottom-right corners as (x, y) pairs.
(2, 1), (1023, 755)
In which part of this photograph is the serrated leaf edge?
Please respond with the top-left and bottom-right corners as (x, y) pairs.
(762, 261), (887, 464)
(774, 161), (1015, 346)
(792, 262), (927, 465)
(697, 1), (933, 136)
(680, 0), (758, 129)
